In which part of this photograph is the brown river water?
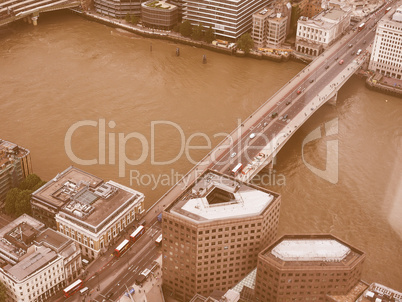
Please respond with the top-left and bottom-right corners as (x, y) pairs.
(0, 11), (401, 290)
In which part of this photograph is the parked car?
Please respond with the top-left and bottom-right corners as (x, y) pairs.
(249, 133), (256, 139)
(339, 59), (344, 65)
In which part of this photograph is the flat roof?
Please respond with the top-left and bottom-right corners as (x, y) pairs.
(32, 166), (103, 208)
(57, 180), (144, 228)
(260, 234), (365, 268)
(0, 215), (45, 261)
(5, 246), (58, 281)
(35, 229), (71, 252)
(166, 170), (279, 223)
(272, 239), (351, 262)
(0, 139), (29, 168)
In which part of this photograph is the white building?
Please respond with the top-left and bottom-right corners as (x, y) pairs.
(183, 0), (273, 40)
(252, 7), (288, 48)
(0, 215), (81, 302)
(369, 6), (402, 79)
(31, 166), (145, 260)
(296, 6), (351, 56)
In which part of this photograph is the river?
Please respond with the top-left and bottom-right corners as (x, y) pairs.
(0, 11), (401, 291)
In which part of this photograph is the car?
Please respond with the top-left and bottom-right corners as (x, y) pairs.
(283, 114), (289, 120)
(230, 152), (237, 158)
(363, 40), (366, 44)
(325, 65), (329, 69)
(348, 44), (353, 48)
(271, 112), (278, 118)
(106, 292), (114, 299)
(297, 88), (302, 94)
(310, 79), (314, 83)
(286, 101), (291, 105)
(335, 57), (339, 60)
(263, 122), (268, 127)
(249, 133), (256, 139)
(339, 59), (344, 65)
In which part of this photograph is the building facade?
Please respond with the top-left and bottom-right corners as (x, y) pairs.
(296, 6), (351, 56)
(369, 6), (402, 79)
(162, 170), (281, 301)
(0, 214), (81, 302)
(254, 234), (365, 302)
(183, 0), (272, 40)
(31, 166), (145, 260)
(141, 0), (178, 29)
(94, 0), (142, 18)
(0, 139), (32, 205)
(252, 7), (288, 48)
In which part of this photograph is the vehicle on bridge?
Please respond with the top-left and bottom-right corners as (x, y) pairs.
(114, 239), (130, 257)
(63, 279), (83, 298)
(231, 163), (243, 176)
(130, 225), (145, 243)
(358, 22), (365, 31)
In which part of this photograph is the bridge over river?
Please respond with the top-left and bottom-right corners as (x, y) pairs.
(145, 7), (390, 217)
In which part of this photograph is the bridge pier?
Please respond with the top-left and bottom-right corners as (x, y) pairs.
(32, 16), (38, 26)
(32, 12), (39, 26)
(327, 91), (338, 106)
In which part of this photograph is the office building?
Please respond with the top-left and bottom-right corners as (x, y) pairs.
(0, 214), (81, 302)
(94, 0), (142, 18)
(162, 170), (281, 301)
(0, 139), (32, 205)
(296, 6), (351, 56)
(31, 166), (145, 260)
(252, 7), (288, 48)
(183, 0), (271, 40)
(357, 282), (402, 302)
(254, 234), (365, 301)
(369, 6), (402, 79)
(141, 0), (178, 29)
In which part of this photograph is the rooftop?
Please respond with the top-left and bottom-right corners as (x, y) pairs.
(57, 180), (143, 228)
(271, 239), (351, 262)
(4, 246), (58, 281)
(359, 283), (402, 302)
(144, 0), (176, 9)
(34, 166), (144, 228)
(32, 166), (103, 208)
(298, 7), (350, 29)
(166, 170), (279, 223)
(260, 234), (365, 268)
(0, 139), (30, 170)
(0, 214), (45, 262)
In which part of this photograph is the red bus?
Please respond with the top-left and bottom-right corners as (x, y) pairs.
(114, 239), (130, 257)
(130, 225), (145, 243)
(358, 23), (365, 31)
(63, 279), (83, 298)
(231, 163), (243, 176)
(155, 234), (162, 246)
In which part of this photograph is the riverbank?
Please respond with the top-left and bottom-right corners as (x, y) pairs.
(70, 8), (292, 63)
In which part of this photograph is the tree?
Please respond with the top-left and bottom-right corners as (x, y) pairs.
(32, 180), (47, 192)
(0, 281), (7, 302)
(19, 174), (41, 190)
(237, 33), (254, 54)
(204, 26), (215, 43)
(131, 15), (139, 25)
(15, 190), (32, 217)
(192, 24), (204, 41)
(180, 20), (193, 37)
(5, 188), (19, 215)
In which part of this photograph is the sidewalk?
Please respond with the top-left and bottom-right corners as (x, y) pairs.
(119, 255), (164, 302)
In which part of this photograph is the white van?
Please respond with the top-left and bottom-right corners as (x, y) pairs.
(79, 287), (89, 295)
(356, 49), (362, 55)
